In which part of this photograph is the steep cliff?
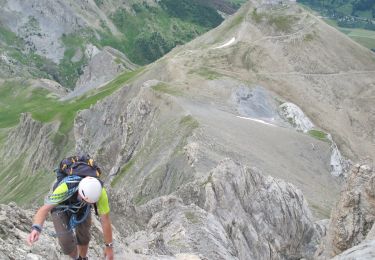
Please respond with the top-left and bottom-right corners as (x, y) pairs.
(316, 163), (375, 258)
(0, 113), (59, 205)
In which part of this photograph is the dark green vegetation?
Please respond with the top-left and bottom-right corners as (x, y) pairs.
(298, 0), (375, 30)
(108, 1), (223, 64)
(160, 0), (223, 27)
(308, 129), (329, 142)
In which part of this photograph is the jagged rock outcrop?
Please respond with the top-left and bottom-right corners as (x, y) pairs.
(0, 0), (88, 63)
(0, 202), (143, 259)
(62, 46), (138, 100)
(74, 85), (155, 177)
(332, 239), (375, 260)
(316, 163), (375, 258)
(0, 113), (60, 205)
(113, 159), (321, 259)
(29, 78), (69, 98)
(0, 113), (59, 175)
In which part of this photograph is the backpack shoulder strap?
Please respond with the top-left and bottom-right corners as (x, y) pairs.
(94, 203), (99, 216)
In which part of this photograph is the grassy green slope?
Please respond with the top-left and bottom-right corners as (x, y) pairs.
(105, 1), (224, 64)
(0, 68), (143, 205)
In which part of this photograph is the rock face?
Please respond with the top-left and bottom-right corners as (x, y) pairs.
(279, 102), (314, 133)
(62, 46), (138, 100)
(112, 159), (320, 259)
(0, 203), (60, 260)
(0, 113), (59, 205)
(0, 0), (87, 63)
(74, 84), (156, 177)
(316, 163), (375, 258)
(332, 239), (375, 260)
(0, 113), (59, 175)
(0, 202), (138, 260)
(0, 160), (321, 259)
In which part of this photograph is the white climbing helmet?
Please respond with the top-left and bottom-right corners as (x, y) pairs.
(78, 177), (102, 203)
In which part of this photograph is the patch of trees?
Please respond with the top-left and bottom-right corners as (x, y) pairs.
(134, 32), (173, 63)
(160, 0), (223, 28)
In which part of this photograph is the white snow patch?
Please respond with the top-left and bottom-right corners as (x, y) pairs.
(236, 116), (277, 127)
(213, 37), (236, 49)
(328, 134), (351, 177)
(279, 102), (314, 132)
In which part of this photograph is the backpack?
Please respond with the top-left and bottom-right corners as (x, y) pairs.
(55, 154), (102, 185)
(53, 154), (102, 216)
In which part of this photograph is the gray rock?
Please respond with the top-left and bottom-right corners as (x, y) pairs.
(316, 164), (375, 258)
(0, 113), (59, 176)
(115, 159), (320, 259)
(61, 46), (138, 100)
(332, 239), (375, 260)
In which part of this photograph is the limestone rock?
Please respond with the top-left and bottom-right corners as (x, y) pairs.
(0, 203), (133, 259)
(61, 46), (138, 100)
(331, 239), (375, 260)
(316, 163), (375, 258)
(116, 159), (320, 259)
(0, 113), (59, 175)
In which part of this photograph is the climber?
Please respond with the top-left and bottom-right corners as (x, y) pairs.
(26, 176), (114, 260)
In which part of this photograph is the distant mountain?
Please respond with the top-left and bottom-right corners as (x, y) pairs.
(0, 0), (246, 88)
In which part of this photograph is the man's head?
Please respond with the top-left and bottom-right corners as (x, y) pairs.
(78, 177), (102, 203)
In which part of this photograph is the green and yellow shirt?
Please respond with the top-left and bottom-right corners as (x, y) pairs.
(47, 180), (110, 215)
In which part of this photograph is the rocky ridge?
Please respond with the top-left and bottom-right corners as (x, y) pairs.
(62, 46), (138, 100)
(0, 159), (322, 259)
(0, 0), (374, 259)
(0, 113), (59, 204)
(316, 163), (375, 258)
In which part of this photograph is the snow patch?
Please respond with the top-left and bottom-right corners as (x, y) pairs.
(279, 102), (314, 132)
(213, 37), (236, 49)
(236, 116), (277, 127)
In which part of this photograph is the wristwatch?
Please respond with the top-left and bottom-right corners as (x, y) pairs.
(31, 224), (43, 233)
(105, 242), (114, 248)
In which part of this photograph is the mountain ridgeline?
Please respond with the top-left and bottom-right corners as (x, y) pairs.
(0, 0), (245, 89)
(1, 0), (375, 259)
